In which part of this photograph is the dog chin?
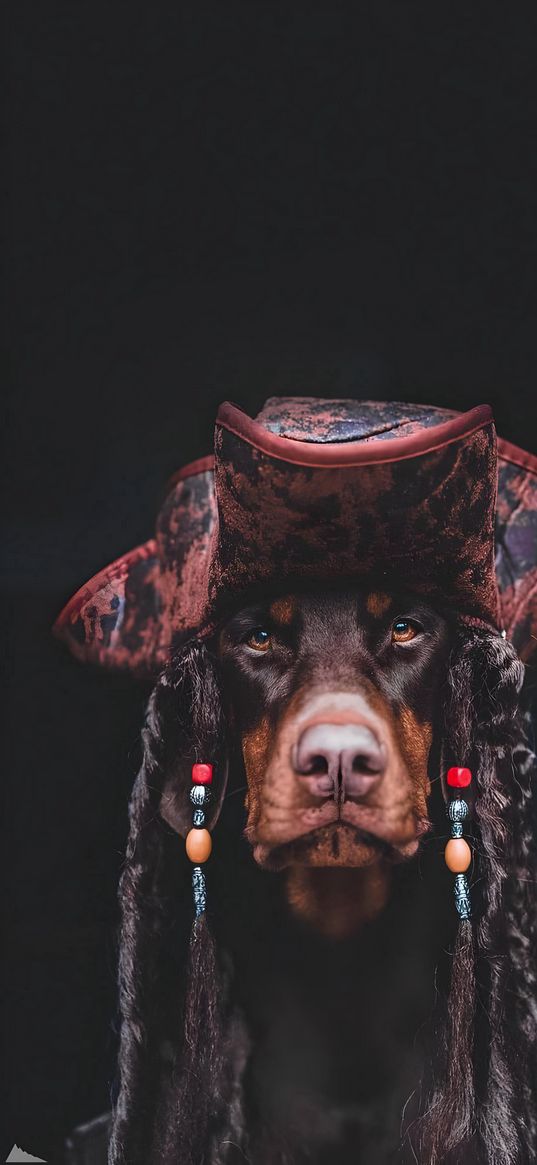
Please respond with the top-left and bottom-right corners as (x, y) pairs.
(252, 822), (419, 871)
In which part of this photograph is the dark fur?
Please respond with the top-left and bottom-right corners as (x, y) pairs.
(109, 594), (537, 1165)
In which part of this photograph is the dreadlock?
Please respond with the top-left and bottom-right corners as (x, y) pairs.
(108, 640), (244, 1165)
(416, 626), (537, 1165)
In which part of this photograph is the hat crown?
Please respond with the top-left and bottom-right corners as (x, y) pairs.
(255, 396), (457, 444)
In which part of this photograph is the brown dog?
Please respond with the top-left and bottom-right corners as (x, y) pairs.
(152, 585), (457, 1161)
(217, 585), (451, 940)
(161, 583), (451, 946)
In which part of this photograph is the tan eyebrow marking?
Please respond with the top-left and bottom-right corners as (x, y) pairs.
(366, 591), (392, 618)
(270, 596), (296, 625)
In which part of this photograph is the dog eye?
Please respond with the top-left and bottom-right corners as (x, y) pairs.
(391, 619), (420, 644)
(245, 628), (272, 652)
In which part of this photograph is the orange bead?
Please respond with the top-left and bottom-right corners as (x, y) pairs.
(445, 837), (471, 873)
(185, 827), (212, 864)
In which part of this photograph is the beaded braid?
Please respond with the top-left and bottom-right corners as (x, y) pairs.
(416, 628), (537, 1165)
(108, 682), (169, 1165)
(503, 719), (537, 1156)
(109, 642), (235, 1165)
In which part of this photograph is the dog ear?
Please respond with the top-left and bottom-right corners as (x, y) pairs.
(157, 641), (228, 838)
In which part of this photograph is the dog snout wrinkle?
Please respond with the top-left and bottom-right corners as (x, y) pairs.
(294, 722), (386, 800)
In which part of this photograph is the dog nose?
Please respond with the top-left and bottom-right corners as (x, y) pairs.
(294, 722), (386, 798)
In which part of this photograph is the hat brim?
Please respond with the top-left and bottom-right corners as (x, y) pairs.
(496, 438), (537, 662)
(53, 539), (164, 674)
(53, 455), (216, 675)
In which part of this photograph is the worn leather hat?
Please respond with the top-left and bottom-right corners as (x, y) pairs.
(54, 398), (537, 672)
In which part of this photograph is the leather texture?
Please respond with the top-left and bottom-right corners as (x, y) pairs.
(54, 398), (537, 672)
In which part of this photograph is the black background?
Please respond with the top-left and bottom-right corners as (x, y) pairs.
(5, 4), (537, 1161)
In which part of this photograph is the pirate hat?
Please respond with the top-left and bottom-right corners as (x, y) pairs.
(54, 397), (537, 671)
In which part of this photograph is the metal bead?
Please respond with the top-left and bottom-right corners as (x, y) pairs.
(454, 873), (471, 920)
(192, 865), (207, 917)
(450, 821), (464, 839)
(192, 807), (205, 828)
(448, 798), (469, 823)
(190, 784), (211, 807)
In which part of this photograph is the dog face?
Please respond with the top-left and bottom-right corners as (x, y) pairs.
(218, 588), (451, 875)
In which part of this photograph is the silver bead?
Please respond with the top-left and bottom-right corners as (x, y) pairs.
(192, 807), (205, 828)
(450, 821), (464, 838)
(192, 865), (207, 917)
(190, 785), (211, 807)
(454, 873), (471, 920)
(448, 798), (469, 823)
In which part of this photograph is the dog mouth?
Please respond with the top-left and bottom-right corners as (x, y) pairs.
(254, 821), (419, 871)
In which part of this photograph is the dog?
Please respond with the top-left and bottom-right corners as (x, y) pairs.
(153, 582), (456, 1163)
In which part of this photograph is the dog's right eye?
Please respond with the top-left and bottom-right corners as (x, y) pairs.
(244, 628), (272, 652)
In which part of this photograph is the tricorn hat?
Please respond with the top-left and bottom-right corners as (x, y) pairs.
(54, 397), (537, 672)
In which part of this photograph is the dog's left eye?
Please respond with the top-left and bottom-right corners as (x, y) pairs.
(391, 619), (420, 644)
(245, 628), (272, 652)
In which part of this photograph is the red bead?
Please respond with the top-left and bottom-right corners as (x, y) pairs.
(192, 763), (214, 785)
(447, 767), (472, 788)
